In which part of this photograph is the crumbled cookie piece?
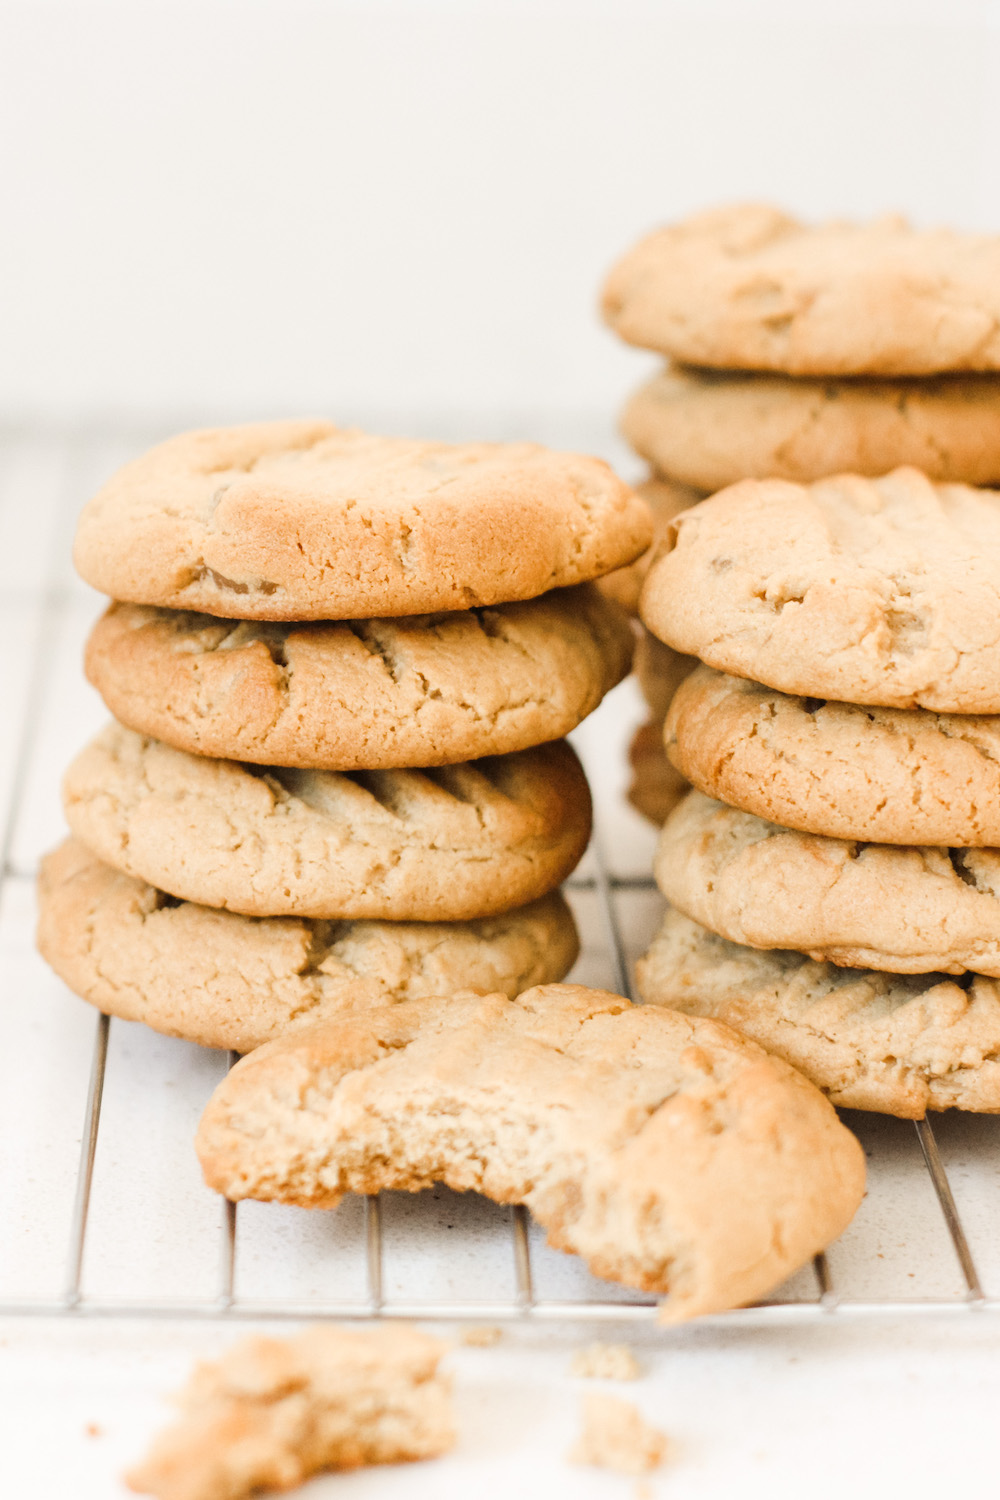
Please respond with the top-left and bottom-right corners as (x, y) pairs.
(570, 1343), (640, 1381)
(570, 1393), (666, 1475)
(125, 1325), (454, 1500)
(459, 1326), (503, 1348)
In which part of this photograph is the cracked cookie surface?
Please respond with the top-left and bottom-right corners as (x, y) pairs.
(657, 789), (1000, 975)
(195, 984), (865, 1321)
(637, 907), (1000, 1116)
(84, 586), (633, 769)
(73, 420), (653, 620)
(623, 365), (1000, 492)
(603, 203), (1000, 375)
(666, 666), (1000, 846)
(125, 1325), (454, 1500)
(37, 838), (580, 1052)
(642, 468), (1000, 711)
(64, 723), (591, 920)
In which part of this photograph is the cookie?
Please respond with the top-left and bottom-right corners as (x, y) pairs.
(85, 586), (633, 770)
(622, 365), (1000, 492)
(37, 838), (580, 1053)
(658, 789), (1000, 975)
(125, 1326), (454, 1500)
(626, 721), (688, 828)
(634, 627), (695, 724)
(195, 984), (865, 1322)
(74, 421), (653, 620)
(637, 908), (1000, 1117)
(666, 666), (1000, 847)
(64, 723), (591, 921)
(597, 476), (702, 615)
(603, 203), (1000, 375)
(642, 467), (1000, 712)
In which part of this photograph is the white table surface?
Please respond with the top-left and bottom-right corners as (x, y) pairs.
(2, 427), (999, 1497)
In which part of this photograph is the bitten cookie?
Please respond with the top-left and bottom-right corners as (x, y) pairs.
(195, 985), (865, 1322)
(666, 666), (1000, 847)
(597, 476), (702, 616)
(637, 908), (1000, 1117)
(125, 1326), (454, 1500)
(64, 723), (591, 920)
(74, 421), (653, 620)
(603, 203), (1000, 375)
(85, 587), (633, 770)
(642, 468), (1000, 712)
(658, 789), (1000, 975)
(37, 839), (580, 1053)
(622, 365), (1000, 492)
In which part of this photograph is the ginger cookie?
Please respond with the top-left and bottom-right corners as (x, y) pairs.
(74, 420), (653, 620)
(195, 984), (865, 1322)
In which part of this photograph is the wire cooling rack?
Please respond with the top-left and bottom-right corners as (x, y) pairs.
(2, 424), (999, 1331)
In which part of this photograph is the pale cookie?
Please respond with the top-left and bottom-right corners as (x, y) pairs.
(638, 908), (1000, 1117)
(598, 476), (702, 615)
(603, 203), (1000, 375)
(658, 789), (1000, 976)
(64, 723), (591, 921)
(627, 721), (688, 829)
(85, 586), (633, 770)
(195, 984), (865, 1322)
(74, 420), (653, 620)
(570, 1394), (666, 1475)
(635, 626), (695, 724)
(37, 838), (580, 1053)
(125, 1325), (454, 1500)
(666, 666), (1000, 847)
(642, 467), (1000, 712)
(623, 365), (1000, 492)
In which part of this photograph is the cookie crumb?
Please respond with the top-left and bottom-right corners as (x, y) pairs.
(570, 1342), (640, 1381)
(125, 1325), (454, 1500)
(459, 1325), (503, 1348)
(85, 1422), (102, 1438)
(570, 1393), (666, 1475)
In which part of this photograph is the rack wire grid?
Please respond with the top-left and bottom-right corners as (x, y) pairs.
(2, 422), (1000, 1333)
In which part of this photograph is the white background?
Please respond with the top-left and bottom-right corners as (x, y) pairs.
(1, 0), (998, 440)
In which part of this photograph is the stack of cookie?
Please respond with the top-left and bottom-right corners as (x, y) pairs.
(38, 421), (649, 1054)
(602, 203), (1000, 826)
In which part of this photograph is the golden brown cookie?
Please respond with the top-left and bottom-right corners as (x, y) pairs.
(603, 203), (1000, 375)
(85, 587), (633, 770)
(64, 723), (591, 920)
(638, 908), (1000, 1116)
(666, 666), (1000, 847)
(658, 789), (1000, 975)
(626, 721), (688, 828)
(195, 984), (865, 1322)
(597, 476), (702, 615)
(642, 468), (1000, 712)
(75, 421), (653, 620)
(125, 1326), (454, 1500)
(622, 365), (1000, 492)
(37, 838), (580, 1053)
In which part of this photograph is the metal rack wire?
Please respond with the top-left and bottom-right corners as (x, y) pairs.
(1, 425), (997, 1329)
